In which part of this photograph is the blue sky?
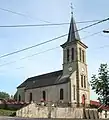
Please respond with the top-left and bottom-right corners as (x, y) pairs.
(0, 0), (109, 100)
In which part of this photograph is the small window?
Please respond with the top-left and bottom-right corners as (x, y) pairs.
(84, 76), (86, 88)
(60, 89), (64, 100)
(67, 49), (69, 62)
(43, 91), (46, 101)
(73, 85), (75, 100)
(71, 48), (74, 61)
(18, 95), (21, 101)
(79, 48), (81, 61)
(29, 92), (32, 102)
(81, 75), (83, 87)
(82, 50), (85, 63)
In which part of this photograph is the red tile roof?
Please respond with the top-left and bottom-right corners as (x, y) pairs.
(90, 100), (109, 110)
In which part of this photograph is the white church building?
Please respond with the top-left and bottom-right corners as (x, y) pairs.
(17, 14), (90, 107)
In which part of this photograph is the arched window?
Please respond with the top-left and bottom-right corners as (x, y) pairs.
(81, 75), (83, 87)
(79, 48), (82, 61)
(60, 89), (64, 100)
(82, 50), (85, 63)
(84, 76), (86, 88)
(43, 91), (46, 101)
(73, 85), (75, 100)
(29, 92), (32, 102)
(71, 48), (74, 61)
(18, 95), (21, 101)
(67, 49), (69, 62)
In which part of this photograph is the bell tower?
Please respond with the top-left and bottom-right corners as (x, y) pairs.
(61, 14), (81, 76)
(61, 14), (90, 106)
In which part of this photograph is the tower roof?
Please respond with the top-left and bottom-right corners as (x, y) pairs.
(67, 15), (80, 42)
(61, 14), (88, 49)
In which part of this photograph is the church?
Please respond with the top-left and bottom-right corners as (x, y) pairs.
(16, 14), (90, 107)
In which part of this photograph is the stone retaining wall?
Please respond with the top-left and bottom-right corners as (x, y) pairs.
(16, 103), (83, 118)
(16, 103), (100, 119)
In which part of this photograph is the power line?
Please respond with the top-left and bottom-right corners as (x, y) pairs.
(0, 7), (51, 23)
(0, 7), (102, 27)
(7, 44), (109, 72)
(0, 47), (60, 67)
(0, 20), (101, 28)
(0, 31), (98, 67)
(20, 47), (60, 60)
(0, 7), (105, 30)
(82, 28), (109, 39)
(18, 29), (109, 61)
(0, 7), (101, 27)
(0, 28), (109, 68)
(82, 31), (103, 39)
(0, 29), (109, 69)
(0, 61), (16, 67)
(15, 66), (25, 70)
(0, 17), (109, 59)
(0, 34), (67, 59)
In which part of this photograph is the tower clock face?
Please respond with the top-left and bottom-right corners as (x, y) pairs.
(68, 67), (72, 72)
(82, 68), (85, 72)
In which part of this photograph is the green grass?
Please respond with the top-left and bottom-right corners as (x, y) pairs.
(0, 109), (16, 116)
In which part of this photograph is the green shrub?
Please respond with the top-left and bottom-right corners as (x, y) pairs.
(0, 109), (16, 116)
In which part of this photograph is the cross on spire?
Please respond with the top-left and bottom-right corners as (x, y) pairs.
(61, 3), (81, 47)
(67, 3), (81, 42)
(70, 3), (73, 16)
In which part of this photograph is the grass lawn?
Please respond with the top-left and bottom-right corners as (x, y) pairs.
(0, 109), (16, 116)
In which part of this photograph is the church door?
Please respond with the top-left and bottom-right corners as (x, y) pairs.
(82, 94), (85, 105)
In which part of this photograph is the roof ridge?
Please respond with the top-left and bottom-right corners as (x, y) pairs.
(28, 70), (62, 80)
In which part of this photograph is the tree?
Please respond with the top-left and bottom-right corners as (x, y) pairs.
(14, 91), (17, 100)
(0, 91), (10, 99)
(90, 63), (109, 118)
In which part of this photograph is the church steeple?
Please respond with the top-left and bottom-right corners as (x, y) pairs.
(67, 3), (80, 42)
(67, 15), (80, 42)
(61, 10), (88, 76)
(61, 10), (90, 107)
(61, 13), (81, 48)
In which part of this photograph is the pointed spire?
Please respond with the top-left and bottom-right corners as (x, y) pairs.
(67, 5), (80, 42)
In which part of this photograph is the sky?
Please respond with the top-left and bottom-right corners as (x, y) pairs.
(0, 0), (109, 100)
